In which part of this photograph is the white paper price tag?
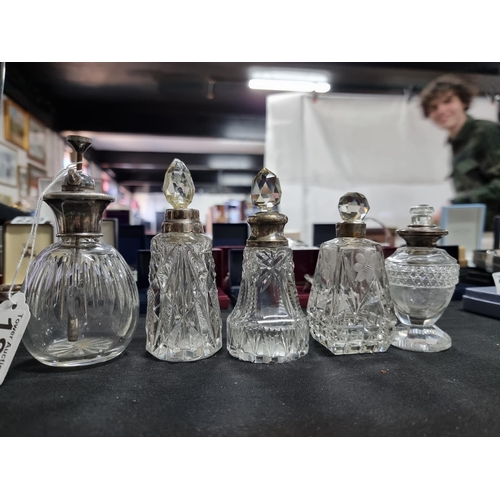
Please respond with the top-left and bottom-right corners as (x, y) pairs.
(0, 292), (31, 386)
(492, 272), (500, 295)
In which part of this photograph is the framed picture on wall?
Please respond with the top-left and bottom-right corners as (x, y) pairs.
(4, 99), (29, 149)
(28, 163), (46, 198)
(17, 165), (29, 198)
(28, 116), (47, 164)
(2, 222), (54, 285)
(0, 141), (18, 186)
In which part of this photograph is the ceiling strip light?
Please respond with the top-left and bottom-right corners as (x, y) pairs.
(248, 79), (330, 93)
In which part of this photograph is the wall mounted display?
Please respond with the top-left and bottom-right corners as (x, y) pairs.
(28, 163), (46, 198)
(4, 100), (29, 149)
(0, 142), (18, 186)
(17, 165), (28, 198)
(28, 116), (47, 164)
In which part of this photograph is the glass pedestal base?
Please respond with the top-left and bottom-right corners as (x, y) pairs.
(391, 324), (451, 352)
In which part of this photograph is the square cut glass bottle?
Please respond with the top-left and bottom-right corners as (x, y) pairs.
(307, 192), (396, 355)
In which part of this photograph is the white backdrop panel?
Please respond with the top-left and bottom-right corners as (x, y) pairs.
(265, 93), (498, 245)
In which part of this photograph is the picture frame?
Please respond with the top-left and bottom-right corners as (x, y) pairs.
(28, 115), (47, 164)
(102, 218), (119, 249)
(440, 203), (486, 264)
(2, 221), (54, 285)
(0, 141), (18, 187)
(27, 163), (47, 198)
(17, 165), (29, 198)
(4, 99), (29, 149)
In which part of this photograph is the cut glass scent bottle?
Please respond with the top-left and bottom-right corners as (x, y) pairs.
(146, 159), (222, 361)
(22, 135), (139, 367)
(385, 205), (459, 352)
(226, 168), (309, 363)
(307, 192), (396, 354)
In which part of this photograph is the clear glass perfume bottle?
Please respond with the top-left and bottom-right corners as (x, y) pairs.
(226, 168), (309, 363)
(22, 135), (139, 367)
(307, 192), (396, 354)
(146, 159), (222, 362)
(385, 205), (460, 352)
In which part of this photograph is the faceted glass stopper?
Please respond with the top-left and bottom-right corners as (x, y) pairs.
(338, 192), (370, 222)
(251, 168), (282, 211)
(410, 204), (434, 226)
(163, 158), (195, 209)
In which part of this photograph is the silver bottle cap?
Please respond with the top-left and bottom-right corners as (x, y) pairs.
(397, 205), (448, 247)
(43, 135), (114, 237)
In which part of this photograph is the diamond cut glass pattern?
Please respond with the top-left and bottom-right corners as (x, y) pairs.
(227, 166), (307, 363)
(384, 204), (460, 352)
(163, 158), (195, 209)
(146, 232), (222, 361)
(385, 247), (459, 352)
(251, 168), (282, 210)
(226, 247), (309, 363)
(338, 192), (369, 221)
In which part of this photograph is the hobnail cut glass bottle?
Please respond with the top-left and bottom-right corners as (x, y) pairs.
(385, 205), (459, 352)
(22, 135), (139, 367)
(307, 192), (396, 354)
(146, 159), (222, 361)
(226, 168), (309, 363)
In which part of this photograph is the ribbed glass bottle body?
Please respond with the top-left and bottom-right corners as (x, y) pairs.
(23, 238), (139, 367)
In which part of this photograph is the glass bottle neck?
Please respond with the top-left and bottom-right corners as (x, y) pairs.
(59, 236), (101, 248)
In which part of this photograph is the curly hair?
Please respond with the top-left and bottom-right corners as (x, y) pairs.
(420, 74), (478, 117)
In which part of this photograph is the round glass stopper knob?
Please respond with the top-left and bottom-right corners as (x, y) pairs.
(410, 204), (434, 226)
(251, 168), (282, 211)
(338, 192), (370, 222)
(163, 158), (195, 209)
